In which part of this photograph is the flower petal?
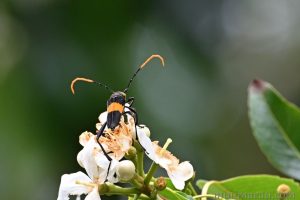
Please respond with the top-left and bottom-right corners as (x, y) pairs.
(124, 103), (130, 111)
(85, 187), (101, 200)
(137, 126), (155, 161)
(168, 174), (185, 190)
(138, 125), (150, 137)
(167, 161), (194, 190)
(96, 123), (101, 131)
(77, 150), (84, 168)
(106, 159), (120, 183)
(94, 152), (111, 182)
(79, 132), (94, 146)
(94, 152), (119, 183)
(77, 136), (100, 180)
(98, 112), (107, 125)
(57, 171), (92, 200)
(174, 161), (194, 181)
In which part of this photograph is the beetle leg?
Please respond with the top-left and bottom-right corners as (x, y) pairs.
(96, 122), (112, 181)
(123, 109), (146, 152)
(123, 112), (129, 124)
(126, 97), (135, 107)
(124, 106), (138, 125)
(124, 106), (144, 142)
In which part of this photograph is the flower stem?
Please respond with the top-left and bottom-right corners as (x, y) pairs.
(134, 140), (145, 177)
(129, 194), (151, 200)
(144, 162), (158, 185)
(131, 154), (138, 167)
(133, 193), (141, 200)
(130, 176), (144, 189)
(137, 149), (144, 176)
(100, 183), (138, 196)
(188, 182), (198, 196)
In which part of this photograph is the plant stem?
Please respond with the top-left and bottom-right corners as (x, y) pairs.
(188, 182), (198, 196)
(129, 194), (151, 200)
(144, 162), (158, 185)
(132, 154), (138, 167)
(100, 183), (138, 196)
(137, 149), (144, 176)
(130, 177), (144, 189)
(133, 193), (141, 200)
(134, 140), (145, 177)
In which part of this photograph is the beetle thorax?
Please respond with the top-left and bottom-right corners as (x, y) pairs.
(106, 91), (126, 129)
(107, 91), (126, 112)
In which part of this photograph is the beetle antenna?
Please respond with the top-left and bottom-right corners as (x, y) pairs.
(71, 77), (114, 94)
(124, 54), (164, 93)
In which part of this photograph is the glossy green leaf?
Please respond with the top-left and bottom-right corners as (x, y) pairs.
(197, 175), (300, 200)
(176, 191), (194, 200)
(196, 179), (207, 190)
(164, 177), (177, 190)
(248, 79), (300, 179)
(157, 178), (193, 199)
(159, 187), (193, 200)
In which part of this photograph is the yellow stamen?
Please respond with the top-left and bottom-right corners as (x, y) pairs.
(75, 180), (97, 188)
(160, 138), (172, 156)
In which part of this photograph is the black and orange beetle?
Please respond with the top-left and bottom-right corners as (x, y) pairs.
(70, 54), (164, 165)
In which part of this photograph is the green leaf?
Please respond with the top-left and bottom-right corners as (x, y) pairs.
(200, 175), (300, 200)
(157, 178), (193, 199)
(196, 179), (208, 190)
(159, 187), (193, 200)
(164, 177), (177, 190)
(248, 79), (300, 179)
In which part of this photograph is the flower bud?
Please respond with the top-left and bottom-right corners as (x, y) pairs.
(116, 160), (136, 182)
(277, 184), (291, 199)
(125, 146), (137, 160)
(154, 177), (167, 191)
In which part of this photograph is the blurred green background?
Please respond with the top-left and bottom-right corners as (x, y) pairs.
(1, 1), (300, 199)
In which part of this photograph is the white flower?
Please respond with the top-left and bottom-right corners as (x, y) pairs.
(77, 131), (119, 183)
(77, 132), (101, 180)
(57, 171), (100, 200)
(95, 110), (135, 160)
(137, 127), (194, 190)
(58, 106), (142, 199)
(58, 132), (121, 200)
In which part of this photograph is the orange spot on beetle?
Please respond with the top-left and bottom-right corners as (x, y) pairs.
(107, 102), (124, 113)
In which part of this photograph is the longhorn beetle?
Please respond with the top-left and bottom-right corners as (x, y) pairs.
(70, 54), (164, 176)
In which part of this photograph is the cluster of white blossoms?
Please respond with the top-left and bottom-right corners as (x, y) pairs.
(57, 108), (194, 200)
